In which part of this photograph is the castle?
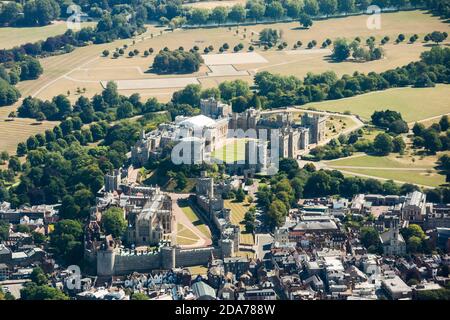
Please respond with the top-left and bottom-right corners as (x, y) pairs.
(229, 109), (327, 159)
(131, 98), (327, 169)
(85, 170), (237, 276)
(131, 98), (229, 167)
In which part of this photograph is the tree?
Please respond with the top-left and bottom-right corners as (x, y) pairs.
(304, 0), (319, 16)
(248, 93), (262, 109)
(360, 226), (380, 248)
(413, 122), (426, 136)
(0, 221), (9, 241)
(20, 282), (68, 300)
(172, 84), (202, 106)
(402, 224), (426, 240)
(211, 6), (228, 25)
(407, 235), (423, 253)
(267, 199), (288, 228)
(102, 50), (110, 57)
(190, 8), (209, 25)
(373, 133), (393, 155)
(248, 2), (265, 22)
(219, 80), (250, 101)
(299, 14), (313, 28)
(32, 231), (46, 244)
(332, 38), (350, 61)
(259, 28), (280, 45)
(60, 195), (80, 219)
(231, 96), (248, 113)
(318, 0), (337, 17)
(0, 79), (20, 107)
(131, 292), (149, 300)
(30, 267), (48, 286)
(235, 188), (245, 202)
(389, 119), (409, 134)
(266, 1), (285, 20)
(439, 115), (449, 131)
(244, 210), (256, 233)
(102, 207), (127, 238)
(429, 31), (448, 45)
(50, 219), (83, 264)
(339, 0), (355, 13)
(24, 0), (61, 26)
(0, 1), (22, 26)
(152, 49), (203, 74)
(392, 136), (406, 153)
(423, 129), (442, 153)
(228, 4), (246, 24)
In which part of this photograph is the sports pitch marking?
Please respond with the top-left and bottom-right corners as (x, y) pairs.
(100, 77), (200, 90)
(201, 52), (268, 65)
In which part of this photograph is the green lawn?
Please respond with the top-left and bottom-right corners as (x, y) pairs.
(0, 22), (96, 49)
(325, 154), (433, 169)
(341, 168), (446, 187)
(176, 223), (199, 242)
(178, 200), (212, 239)
(212, 139), (247, 163)
(303, 85), (450, 123)
(224, 200), (254, 246)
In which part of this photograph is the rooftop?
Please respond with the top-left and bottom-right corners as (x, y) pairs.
(178, 115), (216, 129)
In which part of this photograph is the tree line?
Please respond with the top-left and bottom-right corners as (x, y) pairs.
(152, 48), (203, 73)
(412, 115), (450, 154)
(169, 0), (441, 27)
(0, 10), (146, 107)
(251, 46), (450, 109)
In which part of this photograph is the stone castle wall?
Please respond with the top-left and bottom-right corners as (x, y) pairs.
(97, 246), (224, 276)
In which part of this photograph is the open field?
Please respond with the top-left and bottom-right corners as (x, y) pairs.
(178, 200), (212, 239)
(0, 21), (96, 49)
(340, 168), (446, 187)
(324, 153), (442, 169)
(224, 199), (254, 246)
(176, 223), (200, 246)
(187, 265), (208, 276)
(1, 10), (448, 155)
(303, 85), (450, 123)
(0, 118), (58, 154)
(212, 138), (247, 163)
(20, 10), (448, 105)
(324, 152), (450, 188)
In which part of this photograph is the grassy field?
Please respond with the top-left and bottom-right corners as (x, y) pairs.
(324, 154), (439, 169)
(340, 168), (446, 187)
(176, 223), (200, 246)
(178, 200), (212, 239)
(23, 10), (448, 104)
(211, 138), (247, 163)
(325, 152), (449, 187)
(0, 21), (96, 49)
(2, 10), (447, 156)
(0, 118), (58, 154)
(187, 265), (209, 276)
(303, 85), (450, 123)
(224, 199), (254, 246)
